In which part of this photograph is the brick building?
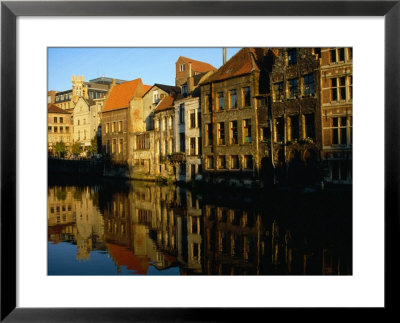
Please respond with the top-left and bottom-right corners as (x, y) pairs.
(200, 48), (273, 187)
(102, 78), (147, 163)
(320, 48), (353, 184)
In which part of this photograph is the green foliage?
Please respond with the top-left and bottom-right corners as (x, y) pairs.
(71, 142), (81, 155)
(54, 141), (66, 157)
(87, 137), (98, 154)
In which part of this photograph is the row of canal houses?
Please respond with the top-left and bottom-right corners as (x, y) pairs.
(49, 47), (353, 186)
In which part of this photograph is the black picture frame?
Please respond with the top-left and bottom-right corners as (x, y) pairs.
(1, 1), (398, 321)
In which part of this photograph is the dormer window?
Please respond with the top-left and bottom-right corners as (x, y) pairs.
(182, 85), (188, 95)
(288, 49), (297, 65)
(153, 91), (160, 104)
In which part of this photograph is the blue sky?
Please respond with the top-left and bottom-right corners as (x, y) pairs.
(48, 47), (241, 91)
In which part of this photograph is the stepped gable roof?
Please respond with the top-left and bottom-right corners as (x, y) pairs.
(154, 93), (177, 113)
(48, 104), (71, 114)
(103, 78), (142, 112)
(201, 48), (270, 84)
(178, 56), (217, 73)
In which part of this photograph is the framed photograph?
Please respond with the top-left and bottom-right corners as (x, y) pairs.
(1, 0), (397, 321)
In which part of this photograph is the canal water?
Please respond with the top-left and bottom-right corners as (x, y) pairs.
(48, 178), (352, 275)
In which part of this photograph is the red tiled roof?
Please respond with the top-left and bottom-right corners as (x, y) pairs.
(178, 56), (217, 73)
(106, 242), (149, 275)
(103, 78), (143, 112)
(154, 93), (176, 113)
(201, 48), (269, 84)
(143, 85), (152, 93)
(48, 104), (71, 114)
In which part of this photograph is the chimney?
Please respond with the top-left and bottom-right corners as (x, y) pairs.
(223, 48), (227, 65)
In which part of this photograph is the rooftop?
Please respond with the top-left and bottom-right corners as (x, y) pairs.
(48, 104), (71, 114)
(177, 56), (217, 73)
(103, 78), (143, 112)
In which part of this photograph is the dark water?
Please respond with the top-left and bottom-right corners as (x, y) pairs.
(48, 178), (352, 275)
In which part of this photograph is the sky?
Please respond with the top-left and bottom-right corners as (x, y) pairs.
(48, 47), (241, 91)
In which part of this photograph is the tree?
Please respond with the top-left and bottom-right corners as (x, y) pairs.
(87, 137), (98, 155)
(54, 141), (66, 158)
(71, 142), (81, 155)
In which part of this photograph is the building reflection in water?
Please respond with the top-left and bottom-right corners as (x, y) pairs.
(48, 181), (352, 275)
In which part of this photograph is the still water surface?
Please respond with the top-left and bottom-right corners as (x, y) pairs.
(48, 179), (352, 275)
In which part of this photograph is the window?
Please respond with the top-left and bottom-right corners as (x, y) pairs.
(331, 77), (347, 101)
(331, 48), (346, 63)
(190, 111), (196, 128)
(288, 48), (297, 65)
(105, 123), (109, 133)
(65, 126), (69, 133)
(348, 48), (353, 60)
(275, 117), (284, 142)
(274, 82), (284, 101)
(112, 122), (115, 132)
(349, 76), (353, 99)
(217, 92), (224, 111)
(339, 48), (345, 61)
(304, 114), (315, 139)
(153, 91), (159, 104)
(304, 74), (314, 96)
(217, 122), (225, 145)
(84, 130), (86, 140)
(112, 139), (116, 153)
(179, 104), (185, 124)
(180, 133), (185, 152)
(106, 140), (110, 153)
(261, 126), (270, 141)
(218, 155), (226, 169)
(207, 156), (214, 169)
(54, 126), (58, 133)
(229, 89), (237, 109)
(182, 85), (188, 95)
(48, 126), (51, 132)
(180, 64), (185, 72)
(331, 117), (349, 145)
(230, 121), (238, 144)
(244, 155), (253, 169)
(330, 49), (337, 63)
(136, 134), (150, 150)
(231, 155), (239, 169)
(243, 119), (252, 143)
(242, 87), (251, 107)
(288, 78), (299, 98)
(206, 123), (213, 146)
(60, 117), (64, 123)
(60, 126), (64, 133)
(190, 137), (196, 155)
(118, 121), (122, 132)
(289, 116), (299, 141)
(54, 117), (57, 123)
(118, 139), (123, 153)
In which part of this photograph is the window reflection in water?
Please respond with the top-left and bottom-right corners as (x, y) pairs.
(48, 181), (352, 275)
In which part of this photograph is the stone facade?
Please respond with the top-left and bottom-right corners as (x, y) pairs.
(267, 48), (322, 186)
(72, 97), (102, 151)
(129, 85), (178, 179)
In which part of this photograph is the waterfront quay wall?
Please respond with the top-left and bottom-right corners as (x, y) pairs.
(48, 158), (103, 176)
